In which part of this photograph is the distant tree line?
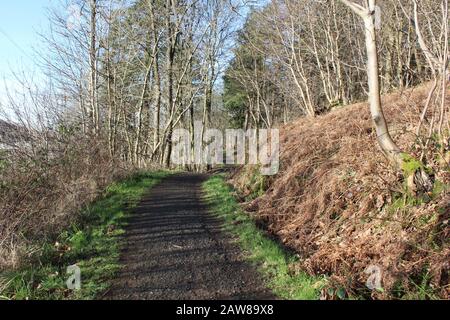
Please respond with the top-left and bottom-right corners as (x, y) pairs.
(32, 0), (244, 168)
(224, 0), (448, 129)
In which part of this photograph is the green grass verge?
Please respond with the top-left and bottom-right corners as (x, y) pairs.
(203, 175), (325, 300)
(0, 171), (170, 300)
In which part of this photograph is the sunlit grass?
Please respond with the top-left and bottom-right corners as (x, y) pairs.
(0, 171), (169, 300)
(203, 175), (325, 300)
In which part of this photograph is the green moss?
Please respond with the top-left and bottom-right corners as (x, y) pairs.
(400, 153), (425, 177)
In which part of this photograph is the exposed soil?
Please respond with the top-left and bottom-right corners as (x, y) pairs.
(103, 173), (274, 300)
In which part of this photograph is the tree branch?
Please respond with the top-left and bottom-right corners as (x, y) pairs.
(412, 0), (441, 72)
(339, 0), (367, 17)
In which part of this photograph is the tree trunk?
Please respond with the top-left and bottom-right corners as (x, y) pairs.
(149, 0), (161, 159)
(362, 4), (403, 166)
(340, 0), (433, 194)
(164, 0), (175, 169)
(89, 0), (99, 135)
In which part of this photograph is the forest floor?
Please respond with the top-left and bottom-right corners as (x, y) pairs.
(103, 173), (274, 300)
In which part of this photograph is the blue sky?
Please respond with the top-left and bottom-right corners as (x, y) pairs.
(0, 1), (50, 79)
(0, 1), (50, 108)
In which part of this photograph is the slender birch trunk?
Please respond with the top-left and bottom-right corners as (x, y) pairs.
(339, 0), (433, 194)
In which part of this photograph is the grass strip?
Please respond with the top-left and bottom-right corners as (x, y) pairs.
(203, 174), (325, 300)
(0, 171), (169, 300)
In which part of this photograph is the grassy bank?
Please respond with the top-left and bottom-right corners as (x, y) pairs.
(0, 171), (169, 300)
(203, 175), (325, 300)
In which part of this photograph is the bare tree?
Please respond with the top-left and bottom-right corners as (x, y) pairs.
(410, 0), (449, 155)
(89, 0), (99, 134)
(339, 0), (433, 193)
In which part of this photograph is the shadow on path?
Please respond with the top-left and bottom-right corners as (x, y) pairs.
(103, 173), (274, 300)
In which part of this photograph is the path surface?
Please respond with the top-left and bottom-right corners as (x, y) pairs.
(104, 173), (273, 300)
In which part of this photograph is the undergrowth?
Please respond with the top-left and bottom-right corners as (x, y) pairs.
(234, 165), (270, 202)
(227, 86), (450, 299)
(203, 174), (325, 300)
(0, 171), (169, 300)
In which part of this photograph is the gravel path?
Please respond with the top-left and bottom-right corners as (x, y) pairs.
(104, 173), (273, 300)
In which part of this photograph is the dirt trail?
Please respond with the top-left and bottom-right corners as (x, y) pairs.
(104, 173), (273, 300)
